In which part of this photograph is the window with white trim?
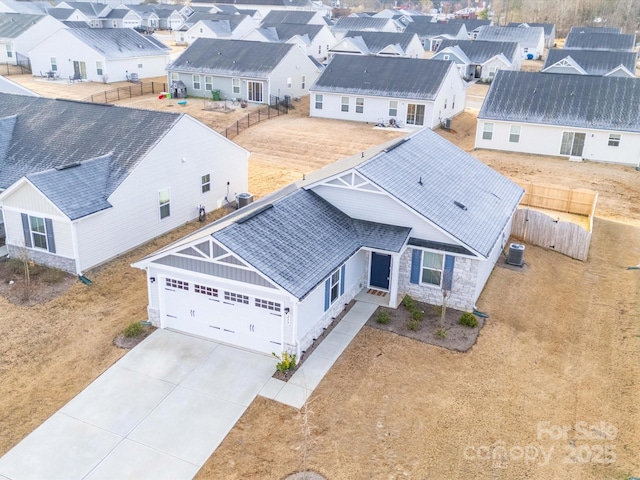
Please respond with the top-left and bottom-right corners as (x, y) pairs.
(356, 97), (364, 114)
(159, 188), (170, 219)
(341, 96), (349, 112)
(255, 298), (281, 312)
(138, 63), (143, 68)
(489, 66), (497, 77)
(443, 54), (449, 60)
(225, 291), (249, 304)
(608, 133), (620, 147)
(330, 268), (340, 303)
(29, 216), (48, 250)
(232, 78), (240, 94)
(192, 74), (201, 89)
(6, 44), (12, 58)
(452, 95), (456, 109)
(166, 278), (189, 290)
(444, 98), (448, 109)
(287, 77), (292, 88)
(201, 174), (211, 193)
(204, 76), (212, 91)
(509, 125), (521, 143)
(315, 94), (323, 110)
(50, 57), (57, 71)
(482, 122), (494, 140)
(96, 61), (103, 75)
(301, 75), (306, 89)
(389, 100), (398, 117)
(171, 72), (179, 81)
(195, 284), (217, 296)
(421, 251), (443, 286)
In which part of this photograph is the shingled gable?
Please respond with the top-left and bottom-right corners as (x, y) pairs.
(479, 71), (640, 133)
(542, 49), (638, 76)
(0, 94), (180, 191)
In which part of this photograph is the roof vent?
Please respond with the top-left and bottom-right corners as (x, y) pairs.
(55, 162), (81, 171)
(454, 200), (467, 210)
(418, 176), (423, 186)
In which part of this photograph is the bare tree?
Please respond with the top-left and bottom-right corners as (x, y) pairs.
(439, 269), (452, 331)
(13, 244), (32, 287)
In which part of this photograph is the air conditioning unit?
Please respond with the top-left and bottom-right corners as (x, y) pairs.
(443, 118), (451, 130)
(507, 243), (525, 267)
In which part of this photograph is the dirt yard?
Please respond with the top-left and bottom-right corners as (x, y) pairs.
(1, 82), (639, 479)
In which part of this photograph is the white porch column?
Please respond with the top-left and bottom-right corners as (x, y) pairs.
(388, 252), (401, 308)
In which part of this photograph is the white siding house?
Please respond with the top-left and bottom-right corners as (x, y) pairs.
(0, 94), (249, 274)
(310, 55), (466, 128)
(183, 15), (256, 44)
(328, 31), (424, 59)
(433, 39), (521, 81)
(475, 71), (640, 166)
(166, 38), (321, 102)
(0, 13), (65, 65)
(134, 127), (523, 359)
(28, 27), (170, 82)
(243, 23), (336, 61)
(475, 25), (545, 59)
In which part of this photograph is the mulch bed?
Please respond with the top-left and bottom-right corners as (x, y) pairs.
(0, 257), (76, 306)
(366, 298), (485, 353)
(113, 324), (157, 349)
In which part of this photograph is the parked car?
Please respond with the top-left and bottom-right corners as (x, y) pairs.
(133, 25), (155, 35)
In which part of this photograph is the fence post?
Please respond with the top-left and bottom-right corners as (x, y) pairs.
(152, 82), (155, 94)
(104, 91), (107, 103)
(236, 121), (239, 136)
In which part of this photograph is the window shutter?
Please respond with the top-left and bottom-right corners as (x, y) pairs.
(444, 255), (455, 290)
(21, 214), (32, 248)
(45, 218), (56, 253)
(340, 264), (345, 296)
(410, 249), (421, 284)
(324, 278), (330, 311)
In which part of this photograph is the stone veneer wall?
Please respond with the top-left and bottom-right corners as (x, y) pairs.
(398, 247), (478, 311)
(297, 269), (367, 359)
(7, 245), (76, 274)
(148, 306), (161, 327)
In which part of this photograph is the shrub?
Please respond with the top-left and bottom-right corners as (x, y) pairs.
(40, 267), (66, 285)
(402, 295), (415, 310)
(273, 351), (296, 373)
(436, 327), (447, 338)
(407, 318), (420, 331)
(459, 312), (478, 328)
(376, 310), (390, 324)
(410, 308), (423, 322)
(123, 321), (144, 338)
(6, 258), (24, 276)
(433, 305), (443, 316)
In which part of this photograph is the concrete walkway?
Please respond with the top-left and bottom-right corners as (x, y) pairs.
(0, 330), (277, 480)
(260, 301), (378, 409)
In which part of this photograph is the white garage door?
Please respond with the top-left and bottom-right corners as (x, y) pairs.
(162, 277), (282, 355)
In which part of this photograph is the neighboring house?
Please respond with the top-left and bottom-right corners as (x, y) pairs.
(211, 0), (332, 19)
(0, 13), (65, 65)
(433, 39), (521, 81)
(0, 74), (38, 95)
(0, 93), (249, 274)
(448, 18), (491, 39)
(563, 32), (636, 52)
(243, 23), (336, 61)
(332, 16), (404, 40)
(133, 127), (523, 359)
(166, 38), (321, 102)
(101, 7), (142, 29)
(542, 48), (637, 77)
(508, 22), (555, 48)
(328, 31), (425, 59)
(46, 7), (91, 24)
(183, 15), (255, 44)
(310, 55), (465, 128)
(475, 71), (640, 166)
(29, 28), (170, 82)
(0, 0), (50, 14)
(260, 9), (326, 26)
(403, 21), (467, 51)
(568, 26), (622, 35)
(129, 5), (183, 30)
(475, 25), (545, 59)
(56, 2), (111, 28)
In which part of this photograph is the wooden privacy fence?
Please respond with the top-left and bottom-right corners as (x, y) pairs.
(511, 183), (598, 261)
(81, 81), (167, 104)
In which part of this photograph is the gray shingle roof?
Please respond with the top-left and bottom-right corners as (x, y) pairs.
(0, 13), (45, 38)
(310, 55), (453, 100)
(0, 94), (181, 193)
(507, 22), (555, 36)
(479, 71), (640, 133)
(213, 188), (410, 299)
(47, 8), (75, 20)
(404, 21), (465, 37)
(167, 38), (295, 77)
(104, 8), (134, 19)
(26, 155), (112, 220)
(214, 0), (312, 6)
(61, 2), (104, 18)
(448, 18), (491, 31)
(258, 23), (324, 42)
(436, 39), (518, 63)
(475, 25), (544, 47)
(543, 48), (638, 75)
(569, 26), (623, 35)
(65, 28), (169, 58)
(62, 20), (90, 28)
(564, 32), (636, 51)
(332, 16), (396, 32)
(356, 128), (523, 258)
(261, 10), (316, 25)
(344, 31), (420, 53)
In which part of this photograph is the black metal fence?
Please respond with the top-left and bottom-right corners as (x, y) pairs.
(0, 59), (31, 76)
(81, 81), (167, 104)
(223, 96), (290, 140)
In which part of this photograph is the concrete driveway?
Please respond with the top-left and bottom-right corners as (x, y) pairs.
(0, 330), (277, 480)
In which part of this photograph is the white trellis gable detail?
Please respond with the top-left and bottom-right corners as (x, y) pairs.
(320, 170), (383, 193)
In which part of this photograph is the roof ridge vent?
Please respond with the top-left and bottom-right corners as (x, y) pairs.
(55, 162), (82, 171)
(454, 200), (468, 210)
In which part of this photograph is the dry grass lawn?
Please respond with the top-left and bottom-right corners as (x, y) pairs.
(0, 78), (639, 479)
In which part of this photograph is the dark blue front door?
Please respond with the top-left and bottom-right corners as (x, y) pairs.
(370, 253), (391, 290)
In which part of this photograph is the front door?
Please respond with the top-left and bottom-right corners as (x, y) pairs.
(370, 252), (391, 290)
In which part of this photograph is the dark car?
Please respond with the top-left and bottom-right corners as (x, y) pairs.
(133, 25), (155, 35)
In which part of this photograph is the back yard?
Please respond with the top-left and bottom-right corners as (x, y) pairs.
(0, 78), (638, 479)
